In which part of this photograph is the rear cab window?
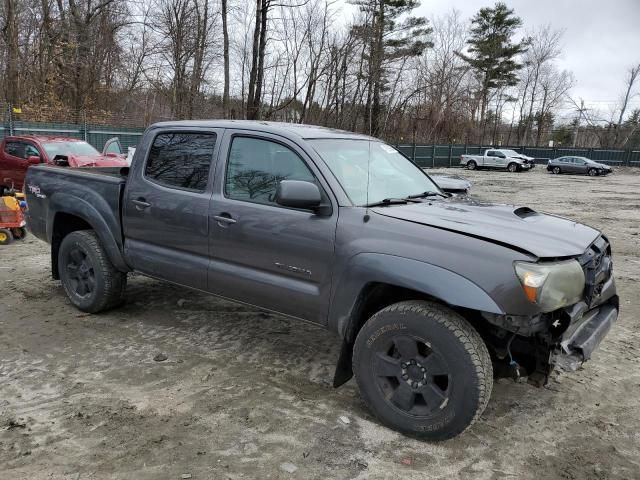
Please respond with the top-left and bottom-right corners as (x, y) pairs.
(144, 132), (217, 192)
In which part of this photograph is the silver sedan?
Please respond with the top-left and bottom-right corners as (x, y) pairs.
(547, 156), (612, 176)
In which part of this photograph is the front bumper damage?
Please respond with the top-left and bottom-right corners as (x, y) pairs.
(551, 302), (617, 371)
(482, 235), (617, 384)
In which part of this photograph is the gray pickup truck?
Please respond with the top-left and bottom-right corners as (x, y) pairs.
(25, 121), (618, 440)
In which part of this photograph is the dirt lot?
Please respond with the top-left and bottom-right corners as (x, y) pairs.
(1, 167), (639, 480)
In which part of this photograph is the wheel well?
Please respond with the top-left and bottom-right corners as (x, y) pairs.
(333, 282), (494, 388)
(51, 213), (92, 279)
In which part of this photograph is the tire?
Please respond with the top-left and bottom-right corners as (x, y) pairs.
(507, 162), (518, 173)
(0, 228), (13, 245)
(353, 300), (492, 441)
(588, 168), (598, 176)
(552, 166), (561, 174)
(466, 160), (477, 170)
(11, 227), (27, 240)
(58, 230), (127, 313)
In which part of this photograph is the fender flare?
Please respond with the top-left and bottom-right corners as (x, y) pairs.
(46, 192), (129, 273)
(328, 253), (504, 387)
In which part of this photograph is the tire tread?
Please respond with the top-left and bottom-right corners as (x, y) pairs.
(60, 230), (126, 313)
(353, 300), (493, 439)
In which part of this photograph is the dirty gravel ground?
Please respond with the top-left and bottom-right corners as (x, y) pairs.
(1, 167), (639, 480)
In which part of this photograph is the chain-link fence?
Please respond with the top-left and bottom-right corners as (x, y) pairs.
(1, 103), (145, 150)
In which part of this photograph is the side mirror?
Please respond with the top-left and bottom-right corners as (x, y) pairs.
(275, 180), (322, 211)
(27, 155), (41, 165)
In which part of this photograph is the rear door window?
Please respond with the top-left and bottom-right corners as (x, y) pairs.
(144, 132), (217, 192)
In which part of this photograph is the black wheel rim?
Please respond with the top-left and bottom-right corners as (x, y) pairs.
(372, 335), (451, 417)
(66, 247), (95, 298)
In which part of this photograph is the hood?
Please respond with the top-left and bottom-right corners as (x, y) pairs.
(511, 154), (534, 162)
(430, 175), (471, 192)
(373, 199), (600, 258)
(66, 154), (128, 168)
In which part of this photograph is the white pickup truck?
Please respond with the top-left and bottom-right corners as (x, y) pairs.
(460, 149), (536, 172)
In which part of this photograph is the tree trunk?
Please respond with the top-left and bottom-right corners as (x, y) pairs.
(2, 0), (20, 106)
(221, 0), (230, 117)
(246, 0), (262, 119)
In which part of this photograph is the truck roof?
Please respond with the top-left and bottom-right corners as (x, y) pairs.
(150, 120), (376, 141)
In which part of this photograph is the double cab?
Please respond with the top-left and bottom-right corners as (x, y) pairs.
(25, 121), (618, 440)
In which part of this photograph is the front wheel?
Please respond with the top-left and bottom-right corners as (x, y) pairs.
(58, 230), (127, 313)
(353, 301), (492, 441)
(11, 227), (27, 240)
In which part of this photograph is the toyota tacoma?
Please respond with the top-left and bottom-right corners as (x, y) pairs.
(24, 121), (618, 440)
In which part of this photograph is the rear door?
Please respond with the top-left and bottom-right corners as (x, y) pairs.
(122, 129), (222, 290)
(207, 131), (338, 324)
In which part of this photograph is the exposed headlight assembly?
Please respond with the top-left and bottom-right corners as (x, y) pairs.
(514, 259), (585, 312)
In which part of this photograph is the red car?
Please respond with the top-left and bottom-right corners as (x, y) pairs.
(0, 136), (127, 193)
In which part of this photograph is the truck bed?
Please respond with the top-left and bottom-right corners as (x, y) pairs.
(25, 165), (127, 250)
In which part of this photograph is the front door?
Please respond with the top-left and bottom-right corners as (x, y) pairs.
(484, 150), (498, 167)
(1, 140), (40, 190)
(208, 131), (338, 324)
(122, 129), (221, 290)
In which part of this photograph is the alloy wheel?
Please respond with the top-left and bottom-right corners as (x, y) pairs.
(372, 335), (451, 416)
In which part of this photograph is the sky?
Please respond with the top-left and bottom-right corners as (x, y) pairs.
(345, 0), (640, 122)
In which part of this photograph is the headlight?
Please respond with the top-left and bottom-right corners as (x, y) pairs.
(514, 259), (585, 312)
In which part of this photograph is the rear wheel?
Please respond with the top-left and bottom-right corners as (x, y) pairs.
(507, 162), (518, 172)
(552, 166), (561, 174)
(10, 227), (27, 240)
(353, 300), (492, 441)
(58, 230), (127, 313)
(0, 229), (13, 245)
(588, 168), (598, 176)
(466, 160), (477, 170)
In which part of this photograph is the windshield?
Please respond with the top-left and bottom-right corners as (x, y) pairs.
(309, 139), (440, 206)
(43, 141), (99, 157)
(500, 149), (520, 156)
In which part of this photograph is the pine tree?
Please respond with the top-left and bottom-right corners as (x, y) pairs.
(350, 0), (431, 136)
(458, 2), (528, 141)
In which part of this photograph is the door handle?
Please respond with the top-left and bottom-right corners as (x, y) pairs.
(132, 198), (151, 210)
(213, 213), (237, 225)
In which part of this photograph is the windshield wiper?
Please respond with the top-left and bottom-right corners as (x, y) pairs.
(405, 191), (448, 199)
(364, 198), (411, 208)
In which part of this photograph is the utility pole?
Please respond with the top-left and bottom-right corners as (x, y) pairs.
(572, 99), (588, 147)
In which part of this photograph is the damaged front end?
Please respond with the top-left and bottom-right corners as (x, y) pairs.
(481, 235), (618, 385)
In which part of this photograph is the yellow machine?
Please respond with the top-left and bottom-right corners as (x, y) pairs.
(0, 193), (27, 245)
